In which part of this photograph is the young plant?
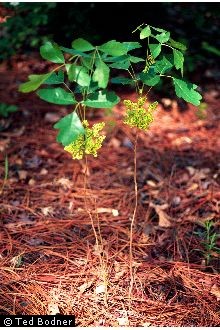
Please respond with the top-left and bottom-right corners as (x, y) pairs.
(194, 220), (220, 266)
(0, 103), (18, 131)
(19, 24), (202, 300)
(0, 103), (17, 118)
(19, 23), (202, 159)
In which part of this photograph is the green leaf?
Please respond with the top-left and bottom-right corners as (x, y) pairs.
(150, 26), (166, 33)
(122, 42), (141, 52)
(140, 25), (151, 39)
(102, 55), (129, 63)
(149, 44), (161, 58)
(71, 38), (95, 52)
(37, 87), (77, 105)
(54, 112), (85, 146)
(173, 49), (184, 75)
(66, 64), (91, 87)
(155, 56), (173, 74)
(111, 77), (134, 85)
(92, 59), (110, 89)
(83, 90), (120, 108)
(155, 31), (170, 43)
(140, 71), (160, 86)
(98, 40), (127, 56)
(60, 46), (90, 57)
(106, 54), (145, 65)
(44, 71), (64, 84)
(40, 42), (64, 64)
(173, 78), (202, 106)
(19, 73), (53, 93)
(129, 56), (145, 63)
(109, 60), (130, 70)
(74, 81), (99, 95)
(82, 57), (93, 70)
(168, 38), (187, 51)
(0, 103), (18, 118)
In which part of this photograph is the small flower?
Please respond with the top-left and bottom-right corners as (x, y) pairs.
(123, 97), (158, 130)
(64, 120), (106, 160)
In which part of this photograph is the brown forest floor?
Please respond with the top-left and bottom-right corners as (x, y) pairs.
(0, 56), (220, 326)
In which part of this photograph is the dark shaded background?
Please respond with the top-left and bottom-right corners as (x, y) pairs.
(1, 2), (220, 81)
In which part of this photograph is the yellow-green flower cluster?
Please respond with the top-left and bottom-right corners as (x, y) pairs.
(64, 120), (106, 159)
(123, 97), (158, 130)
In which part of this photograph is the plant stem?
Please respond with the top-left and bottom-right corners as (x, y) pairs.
(51, 63), (65, 72)
(161, 43), (174, 50)
(84, 156), (100, 260)
(160, 74), (173, 79)
(129, 131), (138, 304)
(62, 82), (74, 94)
(83, 156), (108, 307)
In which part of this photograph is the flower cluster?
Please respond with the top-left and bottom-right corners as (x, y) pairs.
(123, 97), (158, 130)
(64, 120), (106, 160)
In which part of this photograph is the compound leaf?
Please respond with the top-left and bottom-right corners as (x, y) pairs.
(19, 73), (53, 93)
(109, 60), (130, 70)
(149, 44), (161, 58)
(92, 59), (110, 89)
(140, 25), (151, 39)
(155, 31), (170, 43)
(40, 42), (64, 63)
(173, 49), (184, 75)
(71, 38), (95, 52)
(140, 71), (160, 86)
(66, 64), (91, 87)
(102, 55), (128, 63)
(54, 112), (85, 146)
(168, 38), (187, 51)
(129, 55), (145, 63)
(122, 42), (141, 51)
(37, 87), (77, 105)
(60, 46), (90, 57)
(173, 78), (202, 106)
(82, 57), (93, 70)
(155, 56), (173, 74)
(44, 71), (64, 85)
(111, 77), (134, 85)
(98, 40), (127, 56)
(83, 90), (120, 108)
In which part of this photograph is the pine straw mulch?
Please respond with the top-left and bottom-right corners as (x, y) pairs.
(0, 55), (220, 326)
